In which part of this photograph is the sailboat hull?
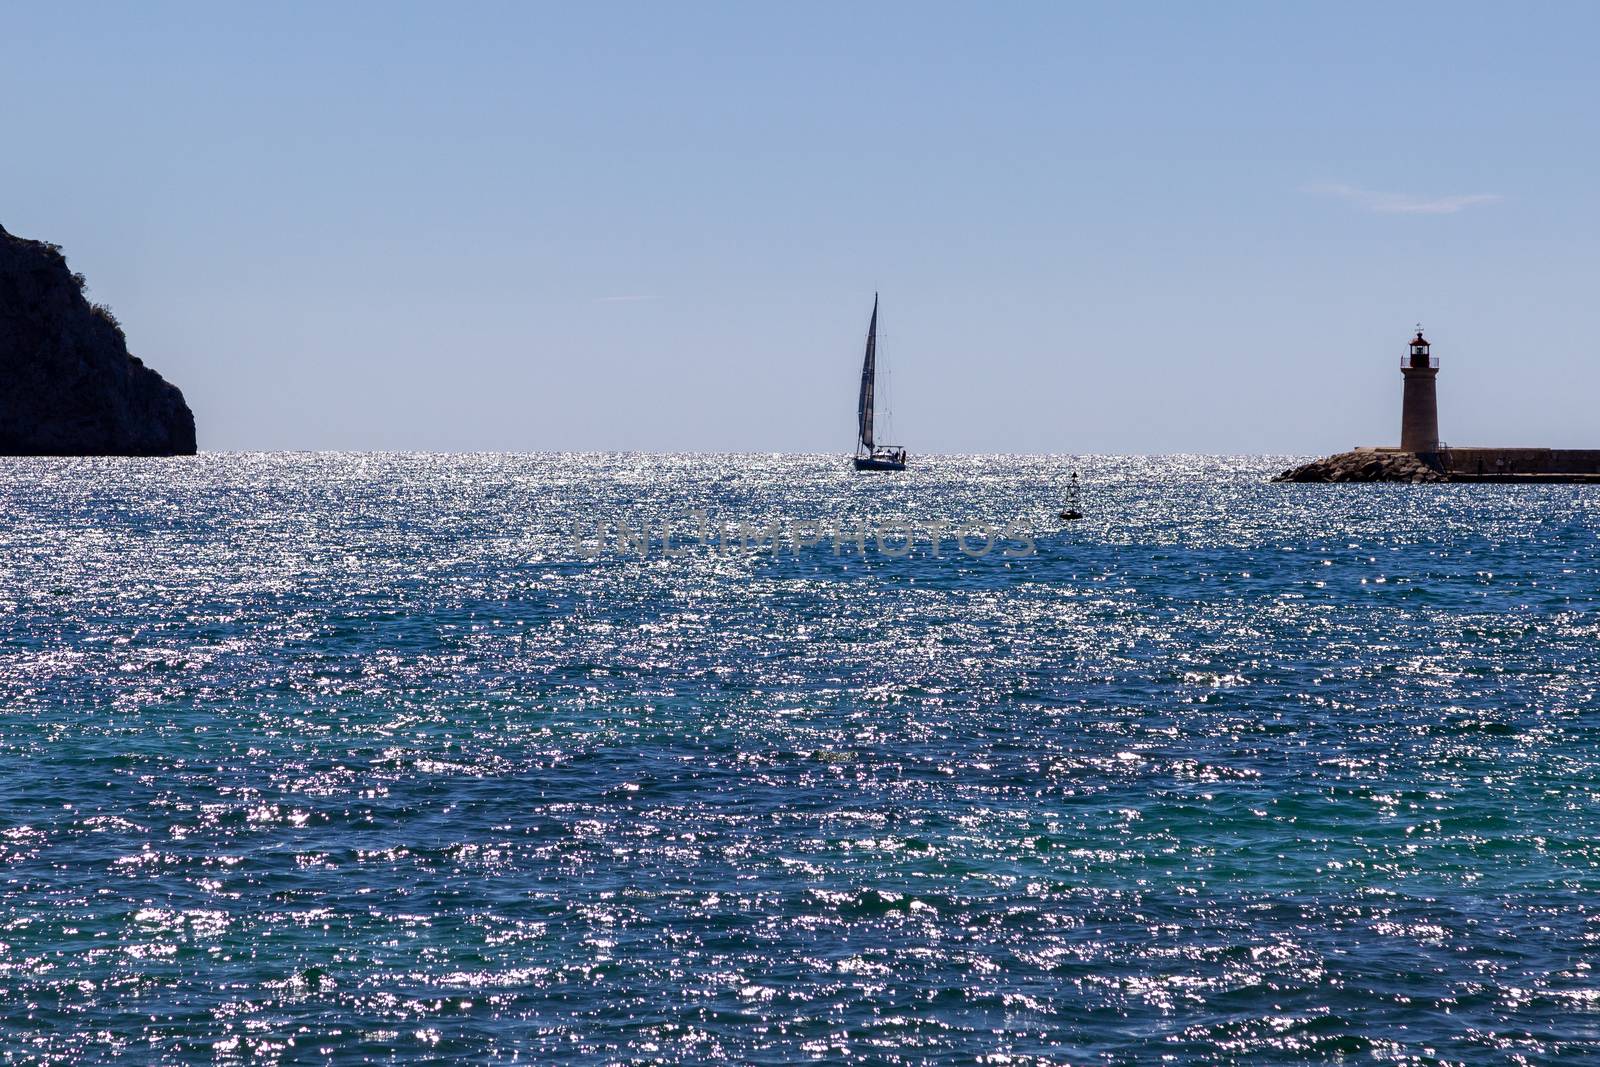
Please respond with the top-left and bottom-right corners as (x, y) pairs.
(853, 455), (907, 472)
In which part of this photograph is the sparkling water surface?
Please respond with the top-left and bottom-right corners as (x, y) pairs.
(2, 453), (1599, 1063)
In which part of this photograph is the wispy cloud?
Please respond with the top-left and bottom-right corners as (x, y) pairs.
(1305, 182), (1503, 215)
(592, 294), (662, 303)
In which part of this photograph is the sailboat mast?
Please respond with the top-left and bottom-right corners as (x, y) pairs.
(857, 294), (878, 454)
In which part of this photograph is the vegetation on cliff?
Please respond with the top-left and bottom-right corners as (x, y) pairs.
(0, 224), (195, 455)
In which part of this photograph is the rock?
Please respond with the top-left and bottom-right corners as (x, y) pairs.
(0, 224), (195, 455)
(1272, 449), (1448, 484)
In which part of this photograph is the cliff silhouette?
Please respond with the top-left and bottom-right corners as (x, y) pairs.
(0, 224), (195, 455)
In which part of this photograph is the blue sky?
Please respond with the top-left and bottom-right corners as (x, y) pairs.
(3, 2), (1596, 453)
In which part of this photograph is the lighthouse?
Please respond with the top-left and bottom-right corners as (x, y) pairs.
(1400, 327), (1440, 454)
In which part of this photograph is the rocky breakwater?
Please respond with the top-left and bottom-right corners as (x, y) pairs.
(1273, 449), (1447, 483)
(0, 224), (195, 455)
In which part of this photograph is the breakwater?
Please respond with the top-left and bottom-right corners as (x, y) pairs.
(1276, 447), (1600, 484)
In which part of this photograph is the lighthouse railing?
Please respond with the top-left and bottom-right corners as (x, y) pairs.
(1402, 353), (1440, 368)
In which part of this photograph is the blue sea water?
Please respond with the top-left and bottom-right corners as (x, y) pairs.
(2, 453), (1599, 1064)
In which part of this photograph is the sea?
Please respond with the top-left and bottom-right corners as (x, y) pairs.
(2, 453), (1598, 1064)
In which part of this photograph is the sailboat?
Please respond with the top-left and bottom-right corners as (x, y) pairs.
(853, 294), (908, 472)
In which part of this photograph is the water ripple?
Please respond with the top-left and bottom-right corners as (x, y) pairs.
(0, 453), (1597, 1062)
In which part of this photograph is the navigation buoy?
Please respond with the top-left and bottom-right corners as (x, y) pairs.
(1059, 471), (1083, 521)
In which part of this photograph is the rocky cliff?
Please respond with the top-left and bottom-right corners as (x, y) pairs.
(0, 224), (195, 455)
